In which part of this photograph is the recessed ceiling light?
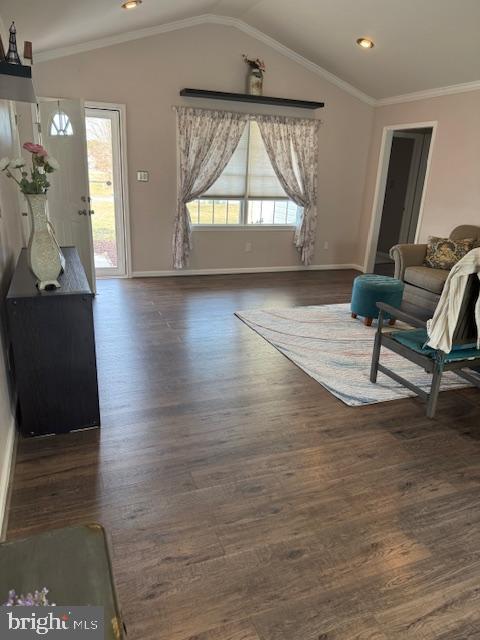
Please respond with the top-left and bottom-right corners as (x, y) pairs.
(122, 0), (142, 9)
(356, 37), (374, 49)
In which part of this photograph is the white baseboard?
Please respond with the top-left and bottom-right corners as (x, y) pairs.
(0, 416), (15, 539)
(132, 264), (364, 277)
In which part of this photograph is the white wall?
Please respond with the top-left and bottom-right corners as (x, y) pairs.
(33, 23), (373, 273)
(359, 90), (480, 266)
(0, 98), (23, 534)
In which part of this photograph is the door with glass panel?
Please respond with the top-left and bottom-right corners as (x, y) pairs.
(85, 107), (127, 277)
(36, 98), (96, 291)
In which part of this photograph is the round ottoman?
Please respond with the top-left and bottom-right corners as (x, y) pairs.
(351, 274), (405, 326)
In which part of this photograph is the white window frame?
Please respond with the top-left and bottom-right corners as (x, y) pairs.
(192, 120), (298, 231)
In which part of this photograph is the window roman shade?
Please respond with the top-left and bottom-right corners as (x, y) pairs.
(204, 126), (248, 197)
(205, 121), (287, 199)
(247, 121), (286, 198)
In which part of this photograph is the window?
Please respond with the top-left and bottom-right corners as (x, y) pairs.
(187, 121), (301, 226)
(50, 110), (73, 136)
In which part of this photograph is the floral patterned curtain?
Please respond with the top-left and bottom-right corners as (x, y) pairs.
(256, 115), (320, 265)
(173, 107), (248, 269)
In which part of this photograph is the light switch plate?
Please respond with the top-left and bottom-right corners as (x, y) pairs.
(137, 170), (149, 182)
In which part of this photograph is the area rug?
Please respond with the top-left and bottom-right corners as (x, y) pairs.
(235, 303), (476, 406)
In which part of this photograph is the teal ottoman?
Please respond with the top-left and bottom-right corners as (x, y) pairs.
(351, 274), (405, 326)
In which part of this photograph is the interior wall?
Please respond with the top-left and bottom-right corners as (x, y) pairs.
(32, 23), (373, 273)
(359, 90), (480, 265)
(0, 98), (24, 532)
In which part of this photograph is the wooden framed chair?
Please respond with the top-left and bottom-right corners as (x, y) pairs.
(370, 274), (480, 418)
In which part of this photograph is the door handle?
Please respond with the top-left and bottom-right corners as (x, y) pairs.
(78, 209), (87, 216)
(88, 210), (95, 216)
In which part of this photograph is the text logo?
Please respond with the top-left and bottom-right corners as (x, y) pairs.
(0, 607), (104, 638)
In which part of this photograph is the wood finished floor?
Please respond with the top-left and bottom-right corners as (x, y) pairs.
(7, 271), (480, 640)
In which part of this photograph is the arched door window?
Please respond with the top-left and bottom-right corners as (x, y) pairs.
(50, 110), (73, 136)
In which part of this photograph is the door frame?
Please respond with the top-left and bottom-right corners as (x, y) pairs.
(363, 121), (438, 273)
(85, 101), (132, 278)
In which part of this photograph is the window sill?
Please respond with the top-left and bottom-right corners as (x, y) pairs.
(192, 225), (296, 231)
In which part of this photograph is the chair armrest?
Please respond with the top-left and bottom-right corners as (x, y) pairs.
(377, 302), (427, 329)
(390, 243), (428, 280)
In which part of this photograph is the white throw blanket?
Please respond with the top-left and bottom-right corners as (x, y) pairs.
(426, 248), (480, 353)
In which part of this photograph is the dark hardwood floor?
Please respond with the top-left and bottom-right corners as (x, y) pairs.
(7, 270), (480, 640)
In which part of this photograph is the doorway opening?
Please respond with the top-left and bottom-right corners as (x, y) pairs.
(85, 105), (129, 277)
(367, 124), (435, 276)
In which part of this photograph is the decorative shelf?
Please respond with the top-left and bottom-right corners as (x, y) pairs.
(0, 61), (32, 78)
(0, 62), (36, 103)
(180, 88), (324, 110)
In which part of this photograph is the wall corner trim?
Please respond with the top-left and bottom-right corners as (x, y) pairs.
(35, 14), (375, 106)
(132, 264), (365, 277)
(376, 79), (480, 106)
(0, 417), (16, 540)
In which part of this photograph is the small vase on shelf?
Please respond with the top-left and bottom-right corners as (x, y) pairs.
(247, 68), (263, 96)
(25, 193), (62, 290)
(243, 55), (266, 96)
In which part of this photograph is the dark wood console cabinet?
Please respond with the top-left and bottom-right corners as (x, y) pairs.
(6, 247), (100, 437)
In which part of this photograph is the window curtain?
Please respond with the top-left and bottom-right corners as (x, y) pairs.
(173, 107), (248, 269)
(256, 115), (320, 265)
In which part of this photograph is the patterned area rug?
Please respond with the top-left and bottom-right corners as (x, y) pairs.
(235, 303), (475, 406)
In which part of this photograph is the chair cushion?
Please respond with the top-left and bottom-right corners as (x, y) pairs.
(404, 266), (449, 295)
(424, 236), (474, 270)
(390, 328), (480, 362)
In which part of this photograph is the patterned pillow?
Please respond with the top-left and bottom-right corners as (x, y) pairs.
(424, 236), (474, 270)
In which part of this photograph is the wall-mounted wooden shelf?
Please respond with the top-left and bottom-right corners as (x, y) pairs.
(0, 62), (36, 103)
(0, 61), (32, 78)
(180, 88), (324, 110)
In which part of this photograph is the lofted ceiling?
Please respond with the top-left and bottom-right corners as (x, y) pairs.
(0, 0), (479, 100)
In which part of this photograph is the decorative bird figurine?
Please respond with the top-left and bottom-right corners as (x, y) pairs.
(6, 22), (22, 64)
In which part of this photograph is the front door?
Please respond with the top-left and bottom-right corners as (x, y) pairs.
(36, 98), (96, 291)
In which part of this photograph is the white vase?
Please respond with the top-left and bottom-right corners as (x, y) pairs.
(26, 194), (62, 291)
(247, 69), (263, 95)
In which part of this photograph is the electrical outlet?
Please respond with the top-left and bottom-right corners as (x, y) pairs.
(323, 241), (329, 250)
(245, 242), (252, 253)
(137, 170), (149, 182)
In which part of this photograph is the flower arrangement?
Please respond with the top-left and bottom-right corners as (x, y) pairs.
(4, 588), (55, 606)
(0, 142), (60, 195)
(242, 55), (266, 75)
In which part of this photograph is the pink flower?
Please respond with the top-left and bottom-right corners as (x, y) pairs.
(23, 142), (48, 157)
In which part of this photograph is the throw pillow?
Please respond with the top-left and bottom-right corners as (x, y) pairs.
(424, 236), (474, 270)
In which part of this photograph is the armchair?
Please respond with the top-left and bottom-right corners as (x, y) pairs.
(370, 274), (480, 418)
(390, 225), (480, 314)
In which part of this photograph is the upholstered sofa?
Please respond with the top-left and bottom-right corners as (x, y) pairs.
(390, 225), (480, 315)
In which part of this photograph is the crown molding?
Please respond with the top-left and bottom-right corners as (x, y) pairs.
(207, 16), (375, 105)
(35, 13), (375, 106)
(376, 79), (480, 106)
(35, 14), (214, 63)
(34, 13), (480, 108)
